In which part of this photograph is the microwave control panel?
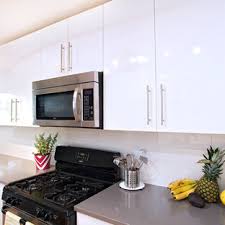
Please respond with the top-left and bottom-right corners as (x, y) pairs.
(83, 89), (94, 121)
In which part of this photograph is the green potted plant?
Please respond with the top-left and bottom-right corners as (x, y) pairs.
(34, 133), (58, 170)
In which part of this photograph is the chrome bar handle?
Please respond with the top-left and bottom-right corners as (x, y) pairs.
(68, 42), (73, 72)
(160, 84), (166, 126)
(73, 88), (82, 122)
(15, 99), (19, 122)
(146, 85), (152, 125)
(10, 99), (15, 122)
(77, 90), (82, 122)
(73, 88), (78, 121)
(60, 44), (65, 73)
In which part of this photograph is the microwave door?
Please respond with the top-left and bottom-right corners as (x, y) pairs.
(33, 84), (82, 127)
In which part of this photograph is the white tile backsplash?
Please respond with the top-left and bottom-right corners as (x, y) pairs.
(1, 126), (225, 188)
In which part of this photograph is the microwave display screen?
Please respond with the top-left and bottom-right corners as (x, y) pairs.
(36, 91), (74, 120)
(83, 89), (94, 121)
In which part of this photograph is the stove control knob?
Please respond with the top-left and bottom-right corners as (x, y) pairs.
(6, 197), (12, 204)
(11, 198), (21, 206)
(36, 208), (45, 218)
(44, 212), (53, 221)
(11, 199), (17, 206)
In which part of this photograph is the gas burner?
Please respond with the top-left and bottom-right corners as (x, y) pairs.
(81, 186), (90, 192)
(49, 176), (60, 183)
(16, 181), (28, 189)
(55, 194), (75, 206)
(28, 183), (42, 193)
(42, 178), (103, 207)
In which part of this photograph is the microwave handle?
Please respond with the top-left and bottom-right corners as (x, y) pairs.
(73, 88), (82, 122)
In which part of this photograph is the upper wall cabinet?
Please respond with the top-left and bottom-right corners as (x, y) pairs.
(155, 0), (225, 133)
(40, 20), (68, 79)
(0, 31), (41, 125)
(40, 6), (103, 80)
(68, 6), (103, 74)
(104, 0), (156, 131)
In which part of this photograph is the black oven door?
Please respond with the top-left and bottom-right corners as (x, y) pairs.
(2, 206), (48, 225)
(33, 82), (101, 128)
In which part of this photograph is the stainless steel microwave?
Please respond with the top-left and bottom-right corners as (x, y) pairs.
(32, 72), (103, 128)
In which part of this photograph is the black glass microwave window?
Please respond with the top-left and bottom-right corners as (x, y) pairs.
(36, 91), (74, 120)
(83, 89), (94, 121)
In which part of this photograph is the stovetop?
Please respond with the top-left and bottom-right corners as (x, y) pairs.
(10, 171), (108, 209)
(2, 146), (121, 225)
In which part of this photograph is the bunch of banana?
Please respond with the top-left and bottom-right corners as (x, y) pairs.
(168, 178), (197, 201)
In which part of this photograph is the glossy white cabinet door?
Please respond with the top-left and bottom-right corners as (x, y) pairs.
(77, 213), (113, 225)
(0, 45), (16, 126)
(68, 6), (103, 74)
(40, 20), (68, 79)
(155, 0), (225, 133)
(0, 31), (41, 126)
(104, 0), (156, 131)
(0, 94), (16, 125)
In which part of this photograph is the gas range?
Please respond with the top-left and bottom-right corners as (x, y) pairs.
(2, 146), (121, 225)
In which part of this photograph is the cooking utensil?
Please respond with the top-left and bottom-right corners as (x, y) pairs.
(139, 155), (148, 165)
(131, 154), (135, 169)
(133, 158), (140, 168)
(113, 157), (127, 169)
(136, 155), (148, 169)
(126, 154), (132, 169)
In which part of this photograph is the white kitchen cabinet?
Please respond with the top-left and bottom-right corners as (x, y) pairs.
(104, 0), (156, 131)
(40, 6), (103, 79)
(155, 0), (225, 133)
(68, 6), (103, 74)
(40, 20), (68, 79)
(77, 213), (113, 225)
(0, 31), (41, 126)
(0, 94), (15, 125)
(0, 94), (19, 125)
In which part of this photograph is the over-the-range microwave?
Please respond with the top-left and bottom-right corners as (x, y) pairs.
(32, 71), (103, 128)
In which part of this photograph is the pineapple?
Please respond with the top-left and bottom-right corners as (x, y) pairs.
(196, 146), (225, 203)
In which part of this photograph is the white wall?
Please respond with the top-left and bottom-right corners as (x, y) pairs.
(1, 126), (225, 188)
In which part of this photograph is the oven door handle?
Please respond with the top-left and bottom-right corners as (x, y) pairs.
(2, 206), (26, 225)
(2, 206), (49, 225)
(2, 205), (9, 214)
(73, 87), (82, 122)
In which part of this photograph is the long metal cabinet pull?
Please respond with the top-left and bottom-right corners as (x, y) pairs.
(146, 85), (152, 125)
(160, 84), (166, 126)
(68, 42), (73, 72)
(10, 99), (15, 122)
(60, 44), (65, 72)
(15, 99), (19, 122)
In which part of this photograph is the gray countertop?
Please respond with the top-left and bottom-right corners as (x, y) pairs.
(0, 154), (54, 185)
(75, 183), (225, 225)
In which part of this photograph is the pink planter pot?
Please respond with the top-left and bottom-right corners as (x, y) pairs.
(34, 154), (51, 170)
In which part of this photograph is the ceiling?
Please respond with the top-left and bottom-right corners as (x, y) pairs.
(0, 0), (108, 46)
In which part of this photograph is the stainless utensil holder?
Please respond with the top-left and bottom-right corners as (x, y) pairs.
(124, 168), (140, 188)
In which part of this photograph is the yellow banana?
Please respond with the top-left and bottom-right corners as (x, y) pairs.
(171, 183), (196, 195)
(168, 179), (182, 189)
(168, 179), (196, 191)
(173, 187), (196, 201)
